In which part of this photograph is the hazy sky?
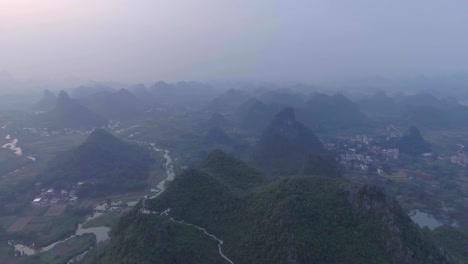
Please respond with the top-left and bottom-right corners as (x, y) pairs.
(1, 0), (468, 83)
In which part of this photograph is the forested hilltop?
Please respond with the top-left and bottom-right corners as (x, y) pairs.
(86, 150), (451, 264)
(4, 1), (468, 262)
(40, 129), (153, 197)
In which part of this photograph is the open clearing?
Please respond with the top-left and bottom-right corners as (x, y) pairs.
(45, 204), (67, 216)
(8, 217), (31, 232)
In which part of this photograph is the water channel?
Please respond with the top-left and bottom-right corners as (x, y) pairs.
(11, 142), (175, 259)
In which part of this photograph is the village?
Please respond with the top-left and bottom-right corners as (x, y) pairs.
(325, 134), (400, 172)
(18, 119), (121, 139)
(30, 182), (83, 207)
(327, 132), (468, 175)
(437, 144), (468, 167)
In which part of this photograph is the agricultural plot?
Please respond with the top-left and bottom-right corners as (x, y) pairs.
(44, 205), (67, 217)
(7, 217), (31, 233)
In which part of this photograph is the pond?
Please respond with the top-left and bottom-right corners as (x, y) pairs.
(409, 209), (443, 230)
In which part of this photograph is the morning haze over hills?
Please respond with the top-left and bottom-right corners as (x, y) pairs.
(0, 78), (466, 264)
(1, 1), (468, 264)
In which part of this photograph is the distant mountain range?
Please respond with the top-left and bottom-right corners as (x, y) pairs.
(129, 83), (154, 105)
(252, 108), (329, 176)
(256, 89), (305, 108)
(236, 98), (280, 134)
(41, 129), (152, 197)
(87, 150), (450, 263)
(33, 89), (57, 112)
(297, 93), (368, 131)
(359, 91), (468, 128)
(71, 84), (115, 99)
(79, 88), (145, 120)
(34, 87), (150, 127)
(208, 89), (251, 113)
(35, 91), (106, 129)
(209, 90), (369, 133)
(150, 81), (215, 106)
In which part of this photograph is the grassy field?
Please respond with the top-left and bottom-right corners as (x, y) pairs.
(83, 212), (121, 229)
(34, 215), (83, 247)
(19, 233), (95, 264)
(0, 241), (14, 262)
(424, 127), (468, 152)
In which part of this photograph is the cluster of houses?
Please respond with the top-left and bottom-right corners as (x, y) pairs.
(31, 186), (78, 207)
(369, 146), (400, 160)
(107, 119), (120, 130)
(340, 152), (374, 171)
(349, 135), (373, 145)
(338, 148), (400, 172)
(325, 134), (401, 172)
(438, 144), (468, 167)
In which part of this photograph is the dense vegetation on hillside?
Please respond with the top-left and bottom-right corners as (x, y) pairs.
(203, 127), (232, 145)
(236, 98), (279, 133)
(87, 150), (450, 264)
(432, 226), (468, 263)
(252, 108), (330, 176)
(298, 93), (368, 131)
(40, 129), (153, 196)
(396, 127), (432, 155)
(301, 154), (343, 178)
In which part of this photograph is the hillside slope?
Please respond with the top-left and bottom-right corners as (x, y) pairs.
(87, 150), (450, 264)
(298, 93), (368, 131)
(33, 89), (57, 112)
(41, 129), (153, 196)
(252, 108), (328, 176)
(36, 90), (106, 129)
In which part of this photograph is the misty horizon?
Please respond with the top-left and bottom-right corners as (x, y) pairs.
(2, 0), (468, 86)
(1, 2), (468, 261)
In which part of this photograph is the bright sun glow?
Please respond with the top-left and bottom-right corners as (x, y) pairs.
(0, 0), (65, 22)
(0, 0), (122, 28)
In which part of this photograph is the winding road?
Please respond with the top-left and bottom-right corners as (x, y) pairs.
(140, 207), (234, 264)
(138, 144), (234, 264)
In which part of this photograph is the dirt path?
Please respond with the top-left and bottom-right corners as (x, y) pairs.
(140, 207), (234, 264)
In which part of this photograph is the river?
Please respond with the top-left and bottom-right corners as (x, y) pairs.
(132, 141), (176, 197)
(2, 138), (22, 156)
(151, 144), (175, 194)
(12, 211), (111, 256)
(11, 141), (176, 260)
(2, 137), (36, 162)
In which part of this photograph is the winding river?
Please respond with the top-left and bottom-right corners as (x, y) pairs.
(12, 211), (110, 256)
(150, 143), (175, 195)
(11, 141), (176, 260)
(2, 138), (22, 156)
(2, 136), (36, 162)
